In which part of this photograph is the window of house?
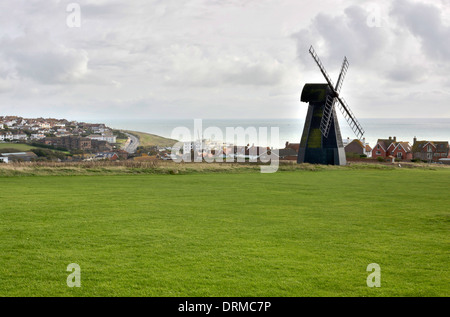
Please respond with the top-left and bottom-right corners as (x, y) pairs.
(397, 152), (402, 158)
(428, 145), (432, 152)
(376, 151), (381, 155)
(377, 144), (380, 149)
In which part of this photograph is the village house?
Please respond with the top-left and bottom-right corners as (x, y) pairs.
(0, 131), (13, 141)
(43, 136), (92, 151)
(285, 142), (300, 153)
(39, 122), (51, 129)
(91, 139), (113, 152)
(372, 136), (413, 160)
(4, 120), (17, 127)
(344, 138), (372, 157)
(94, 152), (119, 161)
(86, 123), (107, 134)
(87, 132), (117, 144)
(276, 142), (299, 160)
(31, 133), (46, 140)
(278, 148), (298, 160)
(412, 137), (450, 162)
(12, 131), (28, 140)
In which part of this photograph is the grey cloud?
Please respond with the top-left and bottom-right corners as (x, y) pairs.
(391, 0), (450, 61)
(1, 34), (89, 84)
(161, 45), (288, 87)
(292, 5), (389, 68)
(386, 65), (427, 83)
(0, 0), (448, 120)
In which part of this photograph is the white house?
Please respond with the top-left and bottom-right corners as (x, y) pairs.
(0, 131), (13, 141)
(12, 132), (28, 140)
(87, 132), (117, 144)
(5, 120), (16, 127)
(31, 133), (46, 140)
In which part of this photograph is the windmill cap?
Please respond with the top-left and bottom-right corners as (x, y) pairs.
(301, 83), (331, 103)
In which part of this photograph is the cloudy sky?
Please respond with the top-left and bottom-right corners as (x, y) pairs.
(0, 0), (449, 121)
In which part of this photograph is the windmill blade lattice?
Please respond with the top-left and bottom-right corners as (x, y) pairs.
(335, 57), (348, 94)
(309, 46), (335, 92)
(336, 97), (365, 139)
(319, 95), (336, 138)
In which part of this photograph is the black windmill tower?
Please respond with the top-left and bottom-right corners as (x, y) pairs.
(298, 46), (365, 165)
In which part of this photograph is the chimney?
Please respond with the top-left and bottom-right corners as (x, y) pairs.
(394, 136), (397, 142)
(285, 141), (289, 149)
(389, 136), (392, 141)
(413, 136), (417, 144)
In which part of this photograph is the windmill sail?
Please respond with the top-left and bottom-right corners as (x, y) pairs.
(335, 57), (348, 94)
(309, 46), (335, 91)
(309, 45), (364, 140)
(319, 95), (336, 138)
(336, 97), (365, 139)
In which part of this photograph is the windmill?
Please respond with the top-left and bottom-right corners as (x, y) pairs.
(297, 45), (364, 165)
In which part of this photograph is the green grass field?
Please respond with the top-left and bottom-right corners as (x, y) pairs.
(0, 168), (448, 296)
(0, 143), (69, 154)
(0, 143), (37, 152)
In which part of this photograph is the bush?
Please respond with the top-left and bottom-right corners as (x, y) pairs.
(377, 156), (385, 162)
(31, 148), (67, 161)
(30, 142), (68, 152)
(345, 152), (359, 159)
(360, 154), (367, 158)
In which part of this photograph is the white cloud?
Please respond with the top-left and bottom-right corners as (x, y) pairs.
(0, 33), (89, 84)
(0, 0), (448, 120)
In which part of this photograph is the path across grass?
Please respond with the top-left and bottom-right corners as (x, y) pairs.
(0, 169), (448, 296)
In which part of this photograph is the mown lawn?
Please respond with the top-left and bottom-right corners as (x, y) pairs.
(0, 143), (37, 152)
(0, 143), (69, 154)
(0, 169), (448, 296)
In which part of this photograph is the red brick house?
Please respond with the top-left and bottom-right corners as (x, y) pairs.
(412, 138), (450, 162)
(388, 141), (413, 160)
(372, 137), (393, 159)
(372, 136), (412, 160)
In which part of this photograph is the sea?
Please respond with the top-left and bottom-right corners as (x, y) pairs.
(105, 118), (450, 149)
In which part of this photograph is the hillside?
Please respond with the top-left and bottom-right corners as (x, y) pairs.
(123, 130), (178, 147)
